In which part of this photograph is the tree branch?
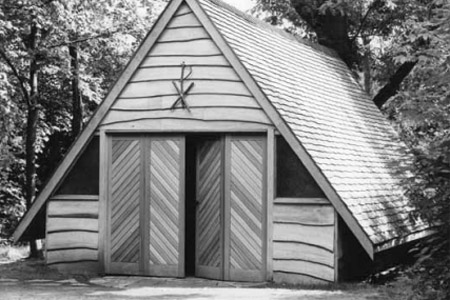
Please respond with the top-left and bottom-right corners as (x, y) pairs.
(48, 31), (117, 49)
(350, 0), (382, 43)
(373, 60), (418, 109)
(0, 46), (30, 106)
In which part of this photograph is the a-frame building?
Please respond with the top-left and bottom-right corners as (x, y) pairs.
(13, 0), (431, 284)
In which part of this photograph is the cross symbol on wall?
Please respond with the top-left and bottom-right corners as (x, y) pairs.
(171, 62), (195, 111)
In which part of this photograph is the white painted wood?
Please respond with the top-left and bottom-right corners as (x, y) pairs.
(47, 201), (99, 217)
(47, 231), (98, 250)
(273, 242), (334, 267)
(119, 80), (251, 98)
(274, 260), (334, 282)
(273, 223), (334, 252)
(150, 40), (221, 56)
(47, 218), (98, 233)
(101, 119), (273, 132)
(47, 248), (98, 264)
(113, 94), (260, 110)
(102, 107), (270, 126)
(274, 204), (334, 225)
(142, 55), (229, 67)
(158, 27), (210, 42)
(167, 11), (201, 28)
(131, 66), (239, 82)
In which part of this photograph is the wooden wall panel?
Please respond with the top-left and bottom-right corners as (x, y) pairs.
(101, 3), (272, 131)
(46, 195), (100, 273)
(47, 201), (98, 218)
(272, 203), (335, 284)
(47, 231), (98, 250)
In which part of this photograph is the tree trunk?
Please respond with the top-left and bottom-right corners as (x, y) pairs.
(26, 22), (39, 258)
(362, 37), (372, 95)
(69, 45), (82, 138)
(372, 61), (418, 109)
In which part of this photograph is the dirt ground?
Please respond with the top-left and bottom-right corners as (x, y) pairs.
(0, 259), (408, 300)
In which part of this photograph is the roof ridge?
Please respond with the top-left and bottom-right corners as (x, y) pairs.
(201, 0), (340, 59)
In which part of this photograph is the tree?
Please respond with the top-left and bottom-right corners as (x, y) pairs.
(0, 0), (166, 251)
(253, 0), (426, 108)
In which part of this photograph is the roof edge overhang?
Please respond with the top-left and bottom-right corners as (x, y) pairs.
(187, 0), (376, 259)
(13, 0), (186, 242)
(374, 228), (436, 253)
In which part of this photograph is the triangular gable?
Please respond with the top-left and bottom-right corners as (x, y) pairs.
(13, 0), (375, 259)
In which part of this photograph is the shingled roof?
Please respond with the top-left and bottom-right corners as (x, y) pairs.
(198, 0), (430, 251)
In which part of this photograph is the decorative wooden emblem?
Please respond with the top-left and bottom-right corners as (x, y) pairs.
(171, 62), (194, 111)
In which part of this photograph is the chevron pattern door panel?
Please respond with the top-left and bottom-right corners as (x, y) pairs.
(148, 137), (185, 277)
(227, 137), (265, 281)
(109, 138), (142, 274)
(196, 139), (223, 280)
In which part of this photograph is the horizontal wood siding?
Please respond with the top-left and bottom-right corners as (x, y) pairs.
(273, 201), (335, 284)
(101, 3), (271, 131)
(46, 195), (100, 273)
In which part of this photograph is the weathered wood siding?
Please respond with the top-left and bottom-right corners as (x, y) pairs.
(100, 4), (272, 131)
(272, 198), (335, 284)
(46, 195), (99, 273)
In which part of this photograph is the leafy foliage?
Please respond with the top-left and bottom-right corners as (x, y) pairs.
(0, 0), (167, 243)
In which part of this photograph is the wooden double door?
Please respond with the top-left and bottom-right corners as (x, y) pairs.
(106, 134), (266, 282)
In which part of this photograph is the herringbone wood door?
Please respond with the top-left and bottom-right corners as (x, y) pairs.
(108, 137), (143, 274)
(147, 137), (185, 277)
(196, 138), (223, 280)
(107, 136), (185, 277)
(226, 136), (266, 282)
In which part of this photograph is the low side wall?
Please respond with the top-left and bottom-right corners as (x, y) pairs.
(272, 198), (335, 284)
(46, 195), (100, 274)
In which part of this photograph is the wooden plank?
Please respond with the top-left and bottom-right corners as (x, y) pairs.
(47, 248), (98, 264)
(175, 3), (191, 16)
(186, 0), (375, 258)
(141, 55), (229, 67)
(49, 261), (100, 274)
(131, 66), (239, 82)
(196, 138), (223, 280)
(223, 135), (231, 280)
(334, 210), (339, 283)
(274, 260), (334, 282)
(102, 107), (270, 127)
(113, 94), (260, 110)
(51, 195), (99, 201)
(150, 40), (221, 56)
(119, 80), (251, 98)
(158, 27), (210, 43)
(167, 11), (201, 28)
(47, 201), (98, 218)
(274, 198), (330, 205)
(266, 128), (275, 280)
(98, 129), (107, 272)
(273, 242), (334, 267)
(273, 272), (331, 285)
(274, 204), (334, 225)
(47, 218), (98, 233)
(273, 223), (334, 252)
(13, 0), (186, 243)
(47, 231), (98, 250)
(101, 120), (273, 132)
